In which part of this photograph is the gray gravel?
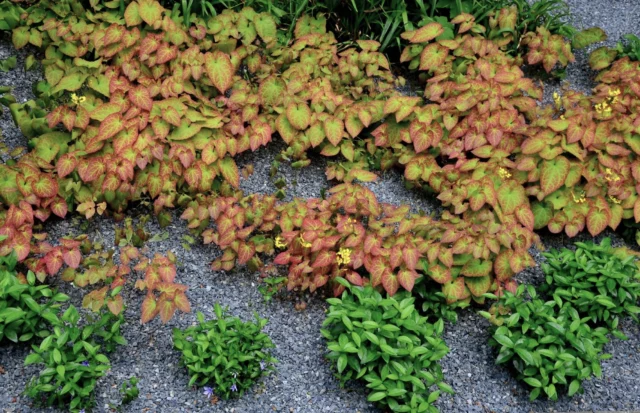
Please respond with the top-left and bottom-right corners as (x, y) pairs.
(2, 0), (640, 412)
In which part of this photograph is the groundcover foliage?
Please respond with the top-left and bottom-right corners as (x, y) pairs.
(483, 285), (611, 401)
(540, 238), (640, 335)
(483, 238), (640, 401)
(0, 251), (69, 343)
(24, 305), (125, 410)
(0, 0), (638, 409)
(321, 278), (451, 412)
(172, 303), (277, 400)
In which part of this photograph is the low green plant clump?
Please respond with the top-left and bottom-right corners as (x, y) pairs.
(120, 376), (140, 405)
(483, 238), (640, 401)
(24, 305), (125, 411)
(540, 238), (640, 337)
(0, 252), (68, 343)
(321, 278), (452, 413)
(172, 303), (277, 400)
(482, 286), (610, 401)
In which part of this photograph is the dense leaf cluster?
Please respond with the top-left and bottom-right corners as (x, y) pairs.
(484, 238), (640, 400)
(0, 0), (634, 322)
(0, 251), (68, 343)
(483, 286), (610, 401)
(24, 305), (125, 410)
(172, 303), (277, 400)
(540, 238), (640, 334)
(321, 278), (451, 413)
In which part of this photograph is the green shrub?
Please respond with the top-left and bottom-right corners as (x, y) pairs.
(616, 34), (640, 61)
(120, 376), (140, 405)
(0, 253), (68, 343)
(321, 278), (452, 413)
(540, 238), (640, 336)
(24, 305), (123, 411)
(172, 303), (277, 400)
(481, 286), (610, 401)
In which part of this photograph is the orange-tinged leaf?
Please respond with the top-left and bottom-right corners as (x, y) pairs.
(382, 272), (399, 295)
(541, 156), (570, 195)
(162, 106), (181, 127)
(174, 292), (191, 313)
(312, 250), (335, 268)
(402, 247), (419, 270)
(419, 43), (449, 71)
(50, 198), (68, 218)
(44, 250), (63, 275)
(77, 159), (105, 183)
(286, 102), (311, 130)
(515, 207), (535, 231)
(141, 294), (158, 323)
(494, 250), (514, 281)
(129, 86), (153, 111)
(158, 299), (176, 324)
(124, 1), (143, 26)
(397, 268), (418, 291)
(237, 243), (255, 265)
(428, 264), (451, 284)
(219, 157), (239, 188)
(107, 295), (124, 315)
(410, 22), (444, 43)
(205, 51), (234, 94)
(97, 113), (125, 142)
(156, 42), (177, 65)
(32, 175), (58, 198)
(104, 24), (125, 46)
(63, 249), (81, 268)
(586, 206), (609, 236)
(57, 153), (77, 178)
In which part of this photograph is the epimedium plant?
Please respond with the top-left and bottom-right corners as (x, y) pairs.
(481, 285), (611, 401)
(539, 238), (640, 337)
(181, 182), (520, 302)
(321, 278), (452, 413)
(172, 303), (277, 400)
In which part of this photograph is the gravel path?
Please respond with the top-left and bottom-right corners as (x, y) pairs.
(2, 1), (640, 412)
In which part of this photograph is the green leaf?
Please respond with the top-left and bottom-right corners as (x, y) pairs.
(523, 377), (542, 387)
(568, 379), (581, 396)
(493, 334), (514, 348)
(573, 27), (607, 49)
(515, 348), (535, 366)
(51, 73), (89, 94)
(367, 392), (387, 402)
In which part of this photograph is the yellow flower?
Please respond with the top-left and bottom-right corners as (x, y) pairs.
(336, 248), (351, 266)
(497, 167), (511, 179)
(559, 115), (565, 120)
(604, 168), (620, 182)
(275, 236), (287, 249)
(298, 235), (312, 248)
(608, 195), (621, 204)
(553, 91), (562, 108)
(571, 190), (586, 204)
(71, 93), (86, 105)
(608, 88), (621, 97)
(595, 101), (612, 115)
